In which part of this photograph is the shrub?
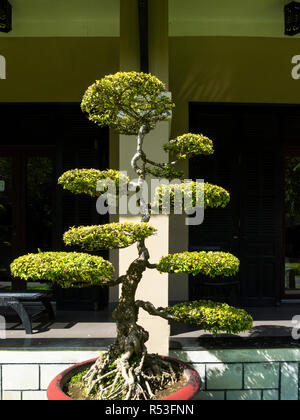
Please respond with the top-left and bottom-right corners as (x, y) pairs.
(166, 300), (253, 335)
(81, 72), (175, 135)
(153, 181), (230, 212)
(64, 222), (157, 251)
(157, 251), (240, 278)
(163, 133), (214, 160)
(58, 169), (129, 197)
(10, 71), (254, 401)
(10, 252), (114, 288)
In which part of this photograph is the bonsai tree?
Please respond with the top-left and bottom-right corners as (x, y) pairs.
(11, 72), (253, 400)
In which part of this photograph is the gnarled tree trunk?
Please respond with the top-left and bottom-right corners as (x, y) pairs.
(81, 126), (180, 400)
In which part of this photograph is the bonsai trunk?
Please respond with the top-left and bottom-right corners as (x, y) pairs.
(82, 240), (179, 400)
(112, 252), (149, 360)
(109, 124), (153, 359)
(81, 126), (180, 399)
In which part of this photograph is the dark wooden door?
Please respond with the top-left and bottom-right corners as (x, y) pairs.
(189, 104), (283, 307)
(0, 104), (109, 309)
(237, 113), (282, 306)
(54, 108), (109, 311)
(0, 148), (56, 289)
(0, 154), (14, 284)
(189, 111), (239, 252)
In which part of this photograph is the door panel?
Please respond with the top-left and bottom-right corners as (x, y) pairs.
(55, 113), (109, 311)
(26, 155), (55, 253)
(0, 104), (110, 309)
(0, 156), (13, 282)
(239, 142), (281, 306)
(189, 104), (283, 306)
(189, 107), (240, 301)
(284, 153), (300, 298)
(0, 149), (56, 288)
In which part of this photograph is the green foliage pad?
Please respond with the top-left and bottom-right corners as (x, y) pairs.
(58, 169), (129, 198)
(64, 222), (157, 251)
(157, 251), (240, 278)
(81, 72), (175, 135)
(163, 133), (214, 160)
(153, 181), (230, 212)
(167, 300), (253, 335)
(10, 252), (115, 288)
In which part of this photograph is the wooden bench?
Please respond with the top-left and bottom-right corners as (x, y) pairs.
(0, 291), (55, 335)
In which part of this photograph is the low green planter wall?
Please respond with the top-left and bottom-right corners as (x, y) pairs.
(0, 350), (101, 400)
(170, 348), (300, 401)
(0, 348), (299, 400)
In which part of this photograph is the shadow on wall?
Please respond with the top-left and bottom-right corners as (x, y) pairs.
(172, 347), (300, 400)
(170, 322), (295, 339)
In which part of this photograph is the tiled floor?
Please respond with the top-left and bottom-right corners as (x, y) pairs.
(1, 302), (300, 341)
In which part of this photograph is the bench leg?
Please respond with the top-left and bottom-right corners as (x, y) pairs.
(41, 299), (55, 321)
(8, 301), (33, 335)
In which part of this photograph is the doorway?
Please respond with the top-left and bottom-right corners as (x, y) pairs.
(284, 151), (300, 298)
(0, 148), (55, 289)
(0, 103), (110, 309)
(188, 103), (298, 306)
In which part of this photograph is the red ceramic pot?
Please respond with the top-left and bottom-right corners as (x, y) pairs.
(47, 356), (201, 401)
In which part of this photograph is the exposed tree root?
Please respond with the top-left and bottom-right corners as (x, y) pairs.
(77, 232), (183, 401)
(81, 352), (182, 401)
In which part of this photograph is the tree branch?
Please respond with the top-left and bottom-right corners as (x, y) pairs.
(108, 275), (127, 287)
(136, 300), (176, 322)
(144, 158), (179, 169)
(146, 261), (157, 269)
(131, 125), (147, 175)
(130, 125), (152, 223)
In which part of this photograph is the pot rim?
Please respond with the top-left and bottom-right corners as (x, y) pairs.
(47, 355), (201, 401)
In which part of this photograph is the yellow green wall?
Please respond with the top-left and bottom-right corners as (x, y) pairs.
(170, 36), (300, 136)
(168, 35), (300, 301)
(0, 38), (119, 102)
(168, 0), (295, 39)
(1, 0), (120, 37)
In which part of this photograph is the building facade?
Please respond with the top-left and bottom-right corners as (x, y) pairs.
(0, 0), (300, 321)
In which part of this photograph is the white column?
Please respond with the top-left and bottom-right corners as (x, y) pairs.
(118, 0), (170, 355)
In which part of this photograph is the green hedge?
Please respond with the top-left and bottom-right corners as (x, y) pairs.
(58, 169), (129, 198)
(157, 251), (240, 277)
(166, 300), (253, 335)
(64, 222), (157, 251)
(81, 72), (175, 135)
(163, 133), (214, 160)
(10, 252), (114, 288)
(153, 181), (230, 212)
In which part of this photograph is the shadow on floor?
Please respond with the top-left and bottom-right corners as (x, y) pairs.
(1, 302), (300, 340)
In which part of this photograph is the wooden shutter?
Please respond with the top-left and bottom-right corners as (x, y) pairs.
(189, 104), (283, 306)
(55, 107), (109, 310)
(189, 107), (240, 301)
(239, 112), (282, 306)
